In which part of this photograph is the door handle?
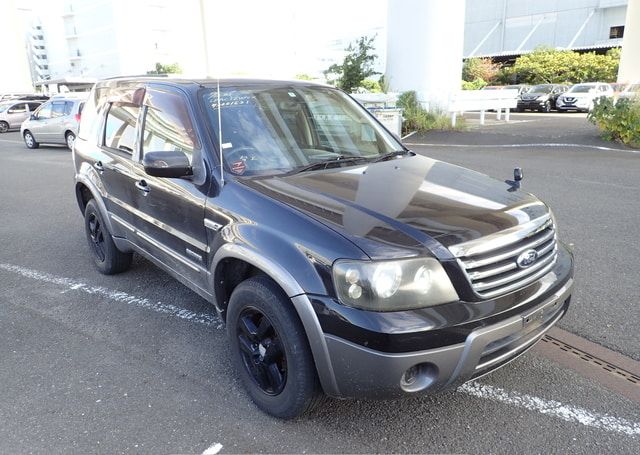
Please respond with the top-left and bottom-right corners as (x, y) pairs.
(93, 161), (103, 172)
(135, 179), (150, 194)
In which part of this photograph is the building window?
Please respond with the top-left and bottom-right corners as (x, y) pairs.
(610, 26), (624, 39)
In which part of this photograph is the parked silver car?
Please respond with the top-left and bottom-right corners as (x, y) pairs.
(0, 100), (44, 133)
(20, 94), (88, 149)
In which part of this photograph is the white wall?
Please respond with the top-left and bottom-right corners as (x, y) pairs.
(386, 0), (466, 108)
(464, 0), (628, 56)
(0, 1), (34, 92)
(618, 0), (640, 82)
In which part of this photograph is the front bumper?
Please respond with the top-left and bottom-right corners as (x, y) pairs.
(323, 278), (572, 398)
(557, 100), (590, 111)
(517, 100), (546, 110)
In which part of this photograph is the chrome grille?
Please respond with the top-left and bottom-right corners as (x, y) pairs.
(450, 215), (558, 299)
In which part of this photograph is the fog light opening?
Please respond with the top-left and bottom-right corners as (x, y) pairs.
(400, 363), (438, 393)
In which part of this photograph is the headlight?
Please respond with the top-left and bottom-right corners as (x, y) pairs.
(549, 208), (559, 235)
(332, 258), (459, 311)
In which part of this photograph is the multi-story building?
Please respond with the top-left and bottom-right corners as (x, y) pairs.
(464, 0), (628, 59)
(27, 0), (205, 83)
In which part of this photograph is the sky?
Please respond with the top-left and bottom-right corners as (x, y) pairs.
(16, 0), (388, 80)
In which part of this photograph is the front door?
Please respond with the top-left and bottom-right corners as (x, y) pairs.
(128, 86), (210, 290)
(97, 100), (140, 240)
(27, 102), (52, 141)
(6, 102), (29, 129)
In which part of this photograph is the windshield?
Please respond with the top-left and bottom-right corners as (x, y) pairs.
(570, 85), (595, 93)
(627, 84), (640, 92)
(0, 102), (11, 113)
(530, 85), (553, 94)
(201, 85), (402, 176)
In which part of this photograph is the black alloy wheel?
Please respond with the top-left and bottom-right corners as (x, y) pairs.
(83, 199), (132, 274)
(236, 308), (287, 395)
(227, 276), (322, 418)
(0, 121), (9, 133)
(87, 212), (106, 262)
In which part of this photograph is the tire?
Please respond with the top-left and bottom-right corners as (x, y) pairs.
(542, 101), (551, 113)
(23, 130), (39, 149)
(227, 275), (322, 419)
(83, 199), (132, 274)
(0, 121), (9, 133)
(65, 131), (76, 150)
(516, 107), (524, 113)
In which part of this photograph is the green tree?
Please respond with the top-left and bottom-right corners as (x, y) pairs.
(462, 57), (500, 83)
(294, 73), (314, 80)
(509, 47), (620, 84)
(147, 62), (182, 75)
(324, 35), (379, 92)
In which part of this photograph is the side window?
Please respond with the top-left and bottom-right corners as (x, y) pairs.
(78, 87), (107, 141)
(104, 103), (140, 154)
(52, 102), (66, 117)
(64, 101), (74, 115)
(142, 89), (197, 160)
(36, 102), (52, 119)
(8, 103), (27, 114)
(27, 102), (42, 112)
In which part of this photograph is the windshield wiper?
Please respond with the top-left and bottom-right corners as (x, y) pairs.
(372, 149), (412, 163)
(288, 155), (369, 174)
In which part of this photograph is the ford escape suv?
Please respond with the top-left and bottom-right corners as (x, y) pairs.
(73, 78), (574, 418)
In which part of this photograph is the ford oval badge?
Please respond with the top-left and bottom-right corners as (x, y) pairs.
(516, 249), (538, 268)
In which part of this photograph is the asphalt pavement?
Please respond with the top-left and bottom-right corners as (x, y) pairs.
(0, 112), (639, 454)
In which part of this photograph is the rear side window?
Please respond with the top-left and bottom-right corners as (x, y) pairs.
(142, 89), (197, 159)
(52, 102), (66, 117)
(104, 103), (140, 154)
(27, 102), (42, 111)
(64, 101), (74, 115)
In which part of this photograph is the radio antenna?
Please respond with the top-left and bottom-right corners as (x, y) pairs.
(216, 77), (225, 186)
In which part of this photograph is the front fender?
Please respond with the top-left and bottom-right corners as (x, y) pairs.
(209, 226), (341, 396)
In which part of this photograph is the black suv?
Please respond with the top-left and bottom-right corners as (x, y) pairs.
(517, 84), (569, 112)
(73, 78), (574, 418)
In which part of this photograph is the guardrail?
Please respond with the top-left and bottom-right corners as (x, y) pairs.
(449, 89), (519, 127)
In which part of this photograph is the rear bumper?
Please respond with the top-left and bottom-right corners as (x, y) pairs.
(324, 278), (572, 398)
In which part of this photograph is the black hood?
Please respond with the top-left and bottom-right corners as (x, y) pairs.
(240, 155), (549, 259)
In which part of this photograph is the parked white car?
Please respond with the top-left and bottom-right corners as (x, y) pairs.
(556, 83), (614, 112)
(20, 93), (88, 149)
(617, 83), (639, 102)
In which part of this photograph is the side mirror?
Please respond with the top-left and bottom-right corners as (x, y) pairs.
(142, 151), (193, 178)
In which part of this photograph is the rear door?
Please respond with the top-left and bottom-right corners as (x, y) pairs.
(128, 86), (209, 288)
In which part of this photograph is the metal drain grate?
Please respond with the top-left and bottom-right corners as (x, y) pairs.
(542, 335), (640, 385)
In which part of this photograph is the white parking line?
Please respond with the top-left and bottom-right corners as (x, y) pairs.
(0, 139), (23, 144)
(0, 263), (223, 328)
(2, 262), (638, 437)
(459, 382), (640, 437)
(405, 142), (639, 154)
(202, 442), (223, 454)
